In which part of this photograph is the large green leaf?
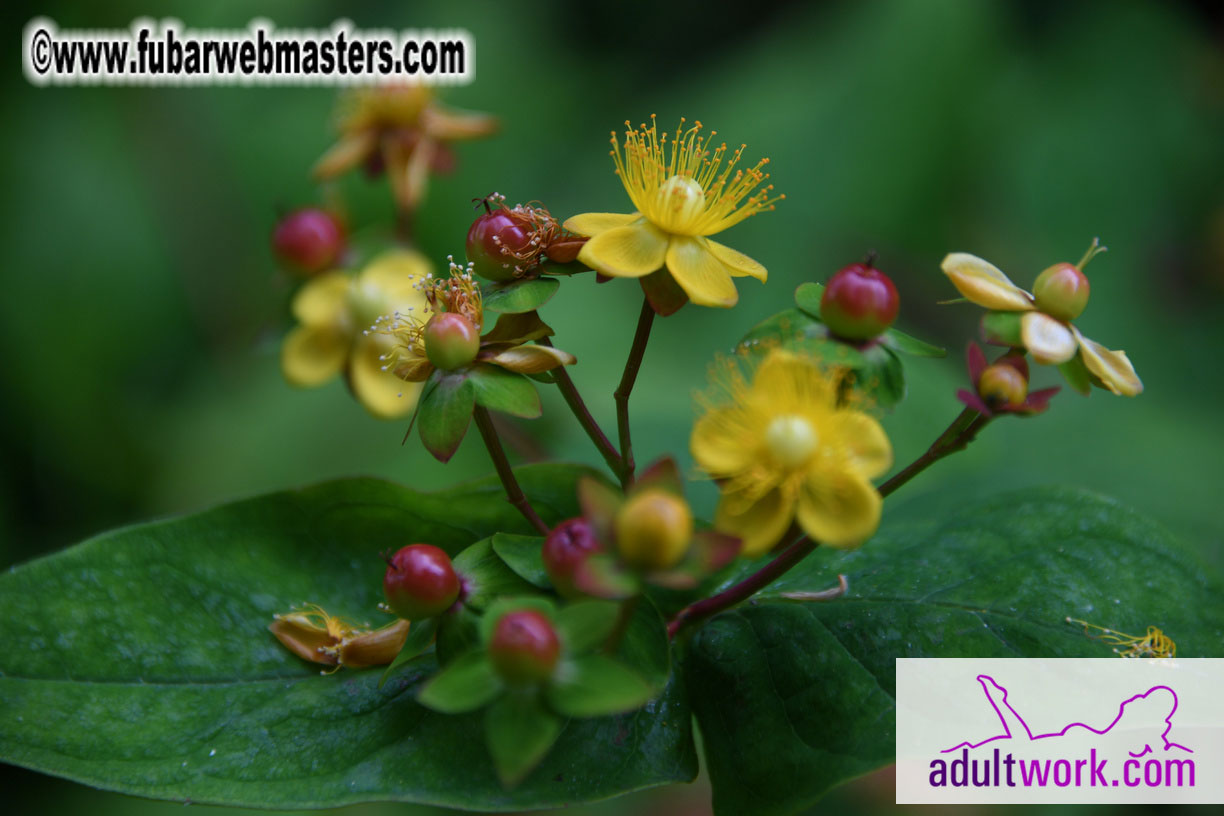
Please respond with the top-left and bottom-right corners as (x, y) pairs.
(687, 487), (1224, 816)
(0, 468), (697, 810)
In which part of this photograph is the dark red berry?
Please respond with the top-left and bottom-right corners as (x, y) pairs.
(383, 544), (461, 620)
(272, 208), (345, 276)
(542, 518), (604, 597)
(819, 263), (900, 340)
(488, 609), (561, 684)
(466, 209), (534, 282)
(423, 312), (481, 370)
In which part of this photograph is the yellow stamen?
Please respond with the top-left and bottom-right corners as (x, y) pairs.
(610, 114), (783, 236)
(1066, 617), (1176, 658)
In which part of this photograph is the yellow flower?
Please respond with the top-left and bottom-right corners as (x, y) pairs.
(941, 250), (1142, 396)
(313, 85), (497, 211)
(281, 249), (432, 418)
(563, 115), (782, 308)
(691, 349), (892, 556)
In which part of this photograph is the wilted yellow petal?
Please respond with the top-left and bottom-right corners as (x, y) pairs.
(942, 252), (1035, 311)
(577, 222), (669, 278)
(292, 272), (351, 327)
(1021, 312), (1078, 365)
(313, 131), (377, 180)
(665, 236), (738, 308)
(705, 238), (767, 281)
(488, 344), (576, 374)
(421, 105), (498, 140)
(337, 619), (411, 668)
(269, 614), (340, 666)
(796, 469), (882, 549)
(825, 411), (893, 479)
(282, 325), (347, 387)
(1073, 327), (1143, 396)
(715, 485), (794, 558)
(349, 337), (422, 419)
(562, 212), (640, 237)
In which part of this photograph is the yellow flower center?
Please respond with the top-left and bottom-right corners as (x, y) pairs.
(610, 115), (782, 237)
(653, 175), (706, 232)
(764, 414), (818, 469)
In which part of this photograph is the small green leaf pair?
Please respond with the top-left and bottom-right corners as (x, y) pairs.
(411, 311), (575, 462)
(416, 597), (658, 787)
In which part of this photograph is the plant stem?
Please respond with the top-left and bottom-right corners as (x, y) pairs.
(472, 406), (549, 535)
(603, 596), (640, 655)
(667, 405), (993, 639)
(878, 406), (990, 498)
(613, 297), (656, 488)
(539, 338), (625, 481)
(667, 537), (820, 639)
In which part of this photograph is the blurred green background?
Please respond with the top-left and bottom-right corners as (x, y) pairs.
(4, 0), (1222, 813)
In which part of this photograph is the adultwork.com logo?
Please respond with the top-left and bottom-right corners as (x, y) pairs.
(895, 658), (1224, 804)
(929, 674), (1194, 789)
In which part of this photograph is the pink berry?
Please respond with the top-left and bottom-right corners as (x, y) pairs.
(488, 610), (561, 684)
(272, 208), (345, 276)
(383, 544), (461, 620)
(819, 263), (900, 340)
(542, 518), (604, 597)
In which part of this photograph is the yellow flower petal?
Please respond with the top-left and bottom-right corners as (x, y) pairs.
(313, 131), (377, 179)
(577, 222), (669, 278)
(1072, 327), (1143, 396)
(750, 350), (835, 412)
(796, 469), (882, 549)
(941, 252), (1035, 311)
(282, 325), (347, 387)
(361, 249), (433, 302)
(563, 212), (640, 237)
(715, 485), (795, 558)
(705, 239), (767, 282)
(1021, 312), (1078, 365)
(665, 236), (738, 308)
(825, 411), (893, 479)
(349, 338), (422, 419)
(691, 406), (759, 475)
(292, 272), (351, 326)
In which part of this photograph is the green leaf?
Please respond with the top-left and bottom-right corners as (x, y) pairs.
(485, 691), (563, 787)
(849, 343), (906, 408)
(482, 277), (560, 314)
(555, 600), (621, 654)
(417, 652), (502, 714)
(981, 310), (1024, 347)
(418, 372), (476, 462)
(380, 616), (438, 687)
(738, 307), (821, 350)
(453, 537), (539, 608)
(547, 655), (656, 718)
(688, 487), (1224, 816)
(793, 281), (825, 318)
(1059, 351), (1093, 395)
(0, 468), (697, 810)
(468, 364), (541, 418)
(881, 326), (946, 357)
(491, 532), (551, 588)
(436, 603), (482, 666)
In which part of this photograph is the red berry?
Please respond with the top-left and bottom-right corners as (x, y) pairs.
(488, 609), (561, 684)
(272, 208), (345, 276)
(1032, 262), (1090, 321)
(383, 544), (461, 620)
(542, 518), (604, 597)
(423, 313), (480, 370)
(466, 209), (534, 282)
(819, 263), (900, 340)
